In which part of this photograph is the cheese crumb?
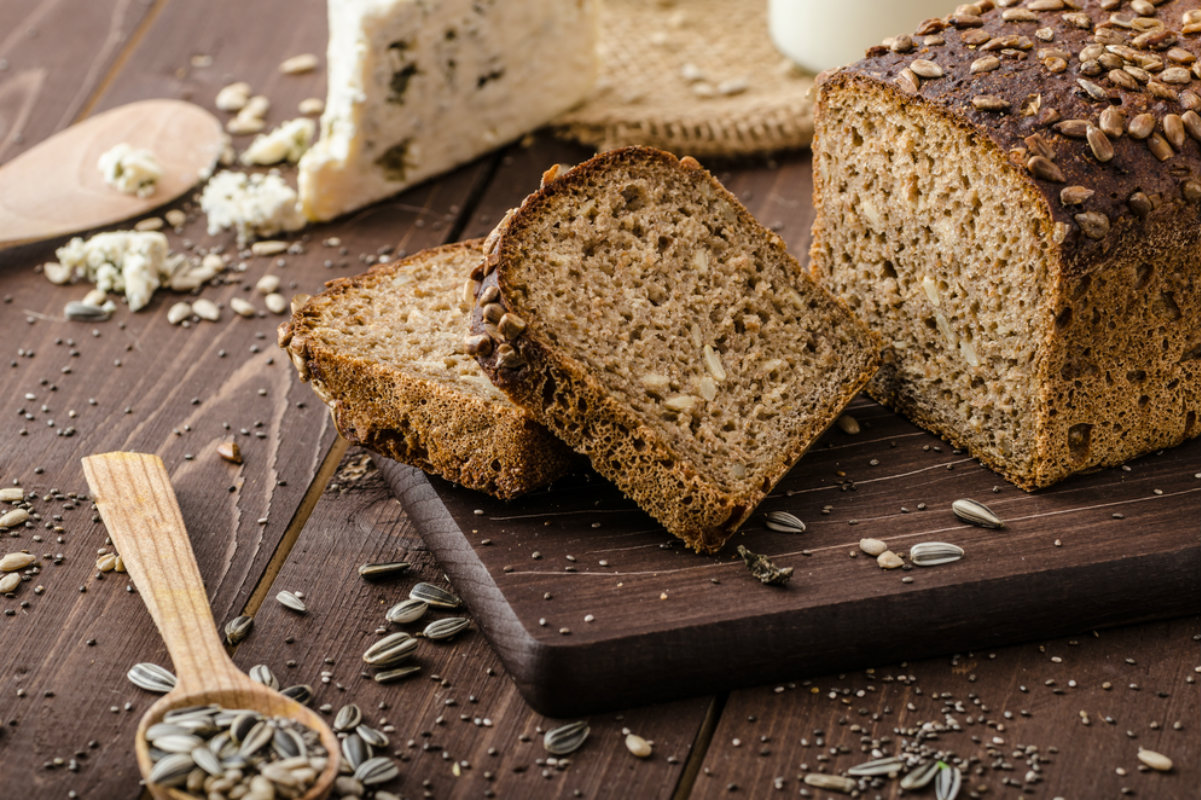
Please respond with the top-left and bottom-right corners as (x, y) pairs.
(48, 231), (186, 311)
(200, 170), (305, 245)
(239, 118), (316, 166)
(98, 144), (162, 198)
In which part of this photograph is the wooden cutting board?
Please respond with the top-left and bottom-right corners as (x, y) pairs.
(379, 395), (1201, 716)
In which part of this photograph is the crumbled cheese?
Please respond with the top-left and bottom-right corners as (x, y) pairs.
(200, 170), (306, 245)
(239, 118), (316, 166)
(298, 0), (599, 221)
(97, 144), (162, 198)
(48, 231), (186, 311)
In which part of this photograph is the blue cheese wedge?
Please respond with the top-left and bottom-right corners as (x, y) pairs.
(98, 143), (162, 197)
(200, 170), (306, 244)
(298, 0), (599, 222)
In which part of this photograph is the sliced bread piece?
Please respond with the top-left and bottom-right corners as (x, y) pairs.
(469, 147), (881, 552)
(279, 240), (576, 499)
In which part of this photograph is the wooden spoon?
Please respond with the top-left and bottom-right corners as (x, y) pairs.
(0, 99), (225, 250)
(82, 452), (339, 800)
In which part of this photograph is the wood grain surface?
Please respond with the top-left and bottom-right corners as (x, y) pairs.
(1, 2), (1198, 799)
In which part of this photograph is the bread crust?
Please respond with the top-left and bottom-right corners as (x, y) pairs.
(472, 147), (880, 552)
(279, 241), (576, 500)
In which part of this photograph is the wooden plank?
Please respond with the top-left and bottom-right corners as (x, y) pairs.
(385, 140), (1201, 715)
(0, 0), (153, 162)
(692, 616), (1200, 799)
(0, 1), (496, 797)
(229, 451), (713, 800)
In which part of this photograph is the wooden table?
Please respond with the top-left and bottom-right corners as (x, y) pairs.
(2, 2), (1197, 798)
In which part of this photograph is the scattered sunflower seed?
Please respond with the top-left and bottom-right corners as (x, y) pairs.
(736, 545), (793, 586)
(935, 761), (962, 800)
(280, 684), (313, 704)
(544, 720), (590, 755)
(248, 664), (278, 690)
(127, 662), (178, 693)
(0, 573), (20, 593)
(342, 732), (372, 770)
(952, 498), (1005, 528)
(64, 301), (114, 322)
(848, 755), (905, 777)
(625, 733), (653, 758)
(373, 665), (422, 684)
(901, 760), (941, 790)
(909, 541), (966, 566)
(1137, 747), (1173, 772)
(362, 632), (418, 667)
(356, 724), (390, 749)
(334, 703), (363, 732)
(410, 582), (461, 609)
(217, 441), (243, 464)
(421, 617), (470, 640)
(275, 590), (307, 613)
(0, 551), (35, 570)
(0, 510), (31, 530)
(803, 773), (856, 793)
(877, 550), (904, 570)
(764, 511), (807, 533)
(354, 756), (399, 785)
(859, 538), (888, 557)
(836, 413), (861, 434)
(385, 598), (428, 624)
(224, 615), (254, 645)
(358, 560), (411, 580)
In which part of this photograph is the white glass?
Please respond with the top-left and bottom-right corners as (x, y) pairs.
(769, 0), (955, 73)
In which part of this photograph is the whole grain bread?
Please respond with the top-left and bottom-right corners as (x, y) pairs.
(810, 0), (1201, 490)
(279, 241), (576, 499)
(469, 147), (880, 552)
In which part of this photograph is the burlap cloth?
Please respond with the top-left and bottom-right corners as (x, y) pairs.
(554, 0), (816, 157)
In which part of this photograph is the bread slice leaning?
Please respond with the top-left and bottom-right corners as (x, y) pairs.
(279, 240), (576, 499)
(469, 147), (881, 552)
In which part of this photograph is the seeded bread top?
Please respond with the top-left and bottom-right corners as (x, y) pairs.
(823, 0), (1201, 276)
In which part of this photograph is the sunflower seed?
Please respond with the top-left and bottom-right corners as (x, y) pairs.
(163, 704), (219, 722)
(877, 550), (904, 569)
(909, 542), (966, 566)
(1137, 747), (1173, 771)
(859, 538), (888, 556)
(0, 488), (23, 503)
(128, 662), (178, 693)
(356, 724), (390, 749)
(276, 590), (307, 613)
(373, 665), (422, 684)
(248, 664), (278, 690)
(409, 582), (461, 609)
(64, 301), (113, 322)
(0, 509), (30, 530)
(238, 720), (274, 756)
(544, 721), (590, 755)
(625, 733), (653, 758)
(385, 598), (428, 624)
(280, 684), (313, 704)
(835, 413), (861, 434)
(803, 773), (857, 792)
(848, 755), (905, 777)
(190, 745), (223, 776)
(148, 753), (194, 787)
(422, 617), (470, 640)
(0, 573), (21, 593)
(764, 511), (806, 533)
(358, 561), (411, 580)
(0, 551), (35, 570)
(952, 498), (1004, 528)
(146, 723), (189, 740)
(334, 703), (363, 732)
(901, 759), (942, 790)
(230, 711), (260, 744)
(935, 762), (963, 800)
(273, 726), (305, 759)
(910, 58), (944, 78)
(354, 756), (399, 785)
(363, 632), (418, 667)
(151, 733), (205, 753)
(224, 615), (254, 645)
(342, 732), (372, 769)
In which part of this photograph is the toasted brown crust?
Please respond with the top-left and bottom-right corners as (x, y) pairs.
(471, 147), (880, 552)
(279, 241), (576, 500)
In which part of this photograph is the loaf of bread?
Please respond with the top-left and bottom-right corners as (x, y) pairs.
(810, 0), (1201, 490)
(279, 241), (576, 499)
(298, 0), (599, 222)
(469, 147), (881, 552)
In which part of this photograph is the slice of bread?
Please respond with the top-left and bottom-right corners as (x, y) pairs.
(469, 147), (881, 552)
(279, 240), (576, 499)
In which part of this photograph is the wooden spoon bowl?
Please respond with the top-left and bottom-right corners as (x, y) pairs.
(82, 452), (339, 800)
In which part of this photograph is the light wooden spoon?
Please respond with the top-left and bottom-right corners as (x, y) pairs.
(0, 99), (225, 250)
(82, 452), (339, 800)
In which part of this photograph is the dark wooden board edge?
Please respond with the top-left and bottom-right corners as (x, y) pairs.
(378, 457), (1201, 717)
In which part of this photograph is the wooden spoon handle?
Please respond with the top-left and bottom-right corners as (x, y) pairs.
(82, 452), (238, 694)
